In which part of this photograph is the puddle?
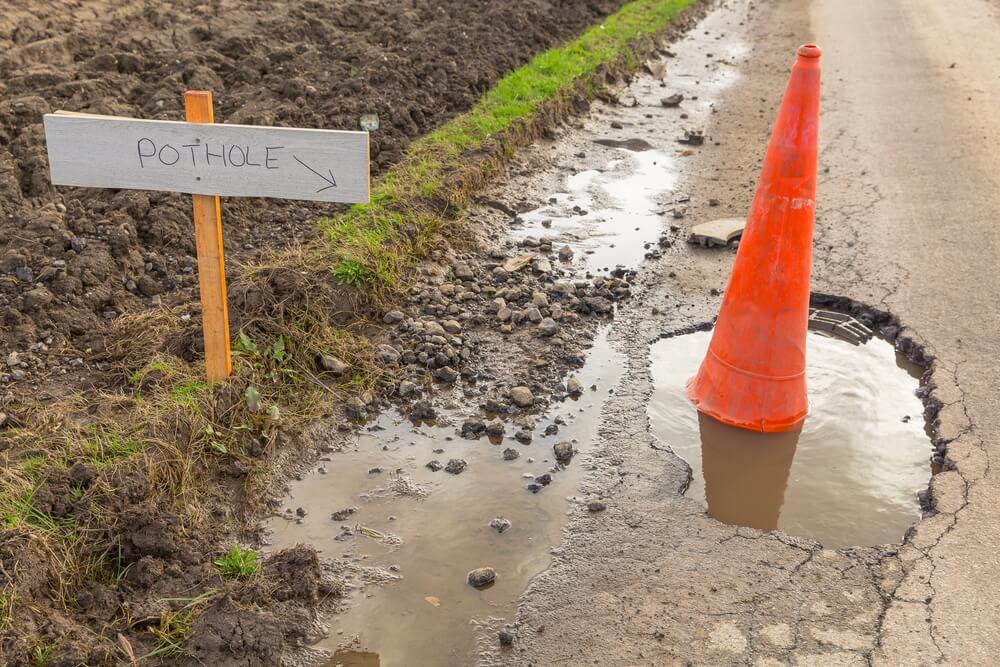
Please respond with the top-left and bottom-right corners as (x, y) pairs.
(648, 328), (932, 548)
(326, 650), (380, 667)
(267, 329), (624, 666)
(505, 3), (751, 277)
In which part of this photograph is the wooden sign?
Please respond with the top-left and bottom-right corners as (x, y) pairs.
(43, 110), (370, 204)
(43, 91), (371, 382)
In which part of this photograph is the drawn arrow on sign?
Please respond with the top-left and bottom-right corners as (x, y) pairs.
(293, 155), (338, 193)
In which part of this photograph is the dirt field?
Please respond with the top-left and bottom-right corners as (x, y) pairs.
(0, 0), (630, 379)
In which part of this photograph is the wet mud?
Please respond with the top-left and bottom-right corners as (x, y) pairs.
(649, 328), (931, 548)
(267, 330), (624, 665)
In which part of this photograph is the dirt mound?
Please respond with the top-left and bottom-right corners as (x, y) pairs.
(0, 0), (628, 376)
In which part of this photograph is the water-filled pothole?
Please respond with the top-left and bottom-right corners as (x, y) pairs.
(648, 318), (932, 548)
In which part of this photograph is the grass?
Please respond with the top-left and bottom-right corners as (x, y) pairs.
(320, 0), (694, 298)
(213, 546), (260, 580)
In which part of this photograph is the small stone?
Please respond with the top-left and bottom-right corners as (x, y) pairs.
(345, 397), (367, 420)
(534, 473), (552, 486)
(461, 419), (486, 438)
(319, 354), (349, 375)
(661, 93), (684, 107)
(383, 310), (404, 324)
(558, 245), (574, 261)
(434, 366), (459, 383)
(499, 627), (516, 646)
(566, 377), (584, 395)
(409, 400), (436, 421)
(426, 460), (443, 472)
(398, 380), (421, 399)
(537, 318), (559, 337)
(295, 507), (308, 518)
(453, 262), (474, 280)
(375, 344), (401, 365)
(526, 483), (543, 494)
(509, 386), (534, 408)
(587, 501), (607, 512)
(442, 319), (462, 334)
(467, 567), (496, 588)
(331, 507), (357, 521)
(514, 429), (533, 444)
(502, 448), (520, 461)
(553, 441), (574, 462)
(14, 267), (33, 283)
(611, 121), (623, 129)
(486, 420), (505, 437)
(445, 458), (467, 474)
(489, 517), (512, 533)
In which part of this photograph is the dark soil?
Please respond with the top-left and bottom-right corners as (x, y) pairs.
(0, 0), (630, 381)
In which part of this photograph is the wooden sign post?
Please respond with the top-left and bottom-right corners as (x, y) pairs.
(43, 91), (370, 381)
(184, 91), (231, 381)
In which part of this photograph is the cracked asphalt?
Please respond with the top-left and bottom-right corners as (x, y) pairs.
(482, 0), (1000, 664)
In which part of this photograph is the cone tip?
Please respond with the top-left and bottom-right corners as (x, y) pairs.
(797, 44), (821, 59)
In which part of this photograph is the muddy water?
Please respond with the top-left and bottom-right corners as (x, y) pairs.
(648, 330), (931, 548)
(507, 8), (750, 277)
(267, 330), (624, 665)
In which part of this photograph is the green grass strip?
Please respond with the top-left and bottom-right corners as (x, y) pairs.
(319, 0), (695, 296)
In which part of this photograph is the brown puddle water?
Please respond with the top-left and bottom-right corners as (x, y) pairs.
(649, 329), (931, 548)
(267, 329), (624, 666)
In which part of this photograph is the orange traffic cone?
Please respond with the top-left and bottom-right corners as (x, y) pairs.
(687, 44), (821, 433)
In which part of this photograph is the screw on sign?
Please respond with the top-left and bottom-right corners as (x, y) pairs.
(42, 90), (371, 381)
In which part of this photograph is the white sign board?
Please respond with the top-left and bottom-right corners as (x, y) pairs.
(43, 111), (369, 204)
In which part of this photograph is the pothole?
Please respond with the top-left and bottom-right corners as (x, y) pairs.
(648, 309), (933, 548)
(266, 328), (624, 665)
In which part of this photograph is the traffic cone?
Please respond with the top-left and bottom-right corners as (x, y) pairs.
(687, 44), (821, 433)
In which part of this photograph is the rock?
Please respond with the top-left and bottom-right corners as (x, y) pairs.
(558, 245), (574, 261)
(502, 448), (520, 461)
(661, 93), (684, 107)
(409, 400), (436, 421)
(689, 218), (746, 248)
(489, 517), (511, 534)
(453, 262), (474, 280)
(544, 423), (559, 436)
(499, 627), (516, 646)
(534, 473), (552, 486)
(678, 129), (705, 146)
(587, 501), (607, 512)
(442, 319), (462, 334)
(345, 397), (367, 420)
(319, 354), (349, 375)
(426, 460), (443, 472)
(375, 344), (401, 365)
(398, 380), (421, 399)
(553, 441), (575, 462)
(485, 399), (508, 414)
(486, 420), (505, 437)
(467, 567), (496, 588)
(532, 257), (552, 273)
(537, 318), (559, 337)
(461, 419), (486, 438)
(509, 386), (534, 408)
(23, 287), (53, 310)
(14, 267), (33, 283)
(434, 366), (459, 384)
(503, 254), (535, 272)
(526, 483), (543, 494)
(445, 458), (467, 474)
(566, 377), (583, 395)
(383, 310), (404, 324)
(514, 429), (532, 444)
(424, 321), (447, 336)
(295, 507), (307, 518)
(331, 507), (357, 521)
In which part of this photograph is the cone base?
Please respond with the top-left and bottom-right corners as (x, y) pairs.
(687, 350), (808, 434)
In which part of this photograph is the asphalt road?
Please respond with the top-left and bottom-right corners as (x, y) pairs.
(486, 0), (1000, 664)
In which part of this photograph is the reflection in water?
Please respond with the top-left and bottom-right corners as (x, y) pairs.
(699, 413), (800, 532)
(650, 329), (931, 548)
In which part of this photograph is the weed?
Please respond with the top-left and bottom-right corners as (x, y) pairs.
(213, 546), (259, 580)
(332, 258), (371, 286)
(170, 380), (211, 409)
(31, 642), (56, 667)
(139, 590), (217, 659)
(83, 428), (140, 468)
(21, 454), (47, 481)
